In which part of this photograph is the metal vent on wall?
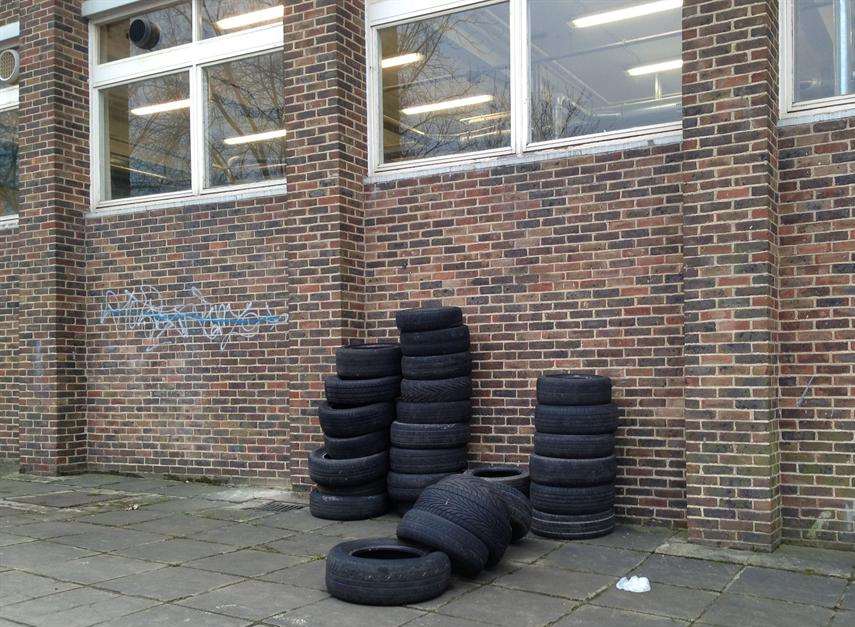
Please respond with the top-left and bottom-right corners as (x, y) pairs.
(0, 48), (19, 84)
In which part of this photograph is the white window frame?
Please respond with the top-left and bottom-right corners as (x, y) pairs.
(366, 0), (683, 176)
(0, 25), (19, 229)
(780, 0), (855, 120)
(88, 0), (286, 211)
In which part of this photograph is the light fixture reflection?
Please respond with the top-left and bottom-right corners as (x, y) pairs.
(215, 6), (285, 31)
(401, 94), (493, 116)
(223, 128), (288, 145)
(129, 98), (191, 116)
(381, 53), (424, 69)
(627, 59), (683, 76)
(572, 0), (682, 28)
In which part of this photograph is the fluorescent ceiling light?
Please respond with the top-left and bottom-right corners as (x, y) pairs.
(627, 59), (682, 76)
(110, 161), (166, 180)
(460, 111), (509, 124)
(223, 128), (288, 146)
(129, 98), (190, 116)
(401, 94), (493, 116)
(572, 0), (682, 28)
(381, 53), (424, 69)
(215, 5), (285, 31)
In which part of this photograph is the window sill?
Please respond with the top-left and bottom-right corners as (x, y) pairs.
(0, 215), (18, 231)
(780, 106), (855, 128)
(365, 130), (683, 185)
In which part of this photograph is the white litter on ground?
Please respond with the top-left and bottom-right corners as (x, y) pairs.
(616, 575), (651, 593)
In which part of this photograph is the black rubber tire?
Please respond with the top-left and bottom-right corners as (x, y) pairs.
(489, 482), (532, 543)
(396, 306), (463, 333)
(309, 448), (388, 487)
(324, 375), (401, 407)
(534, 404), (620, 435)
(390, 422), (470, 449)
(316, 477), (387, 497)
(397, 508), (489, 577)
(318, 402), (395, 438)
(396, 401), (471, 424)
(389, 447), (467, 474)
(529, 454), (617, 487)
(336, 343), (402, 379)
(529, 483), (615, 515)
(309, 490), (389, 521)
(536, 373), (612, 406)
(325, 430), (389, 460)
(533, 433), (615, 459)
(387, 472), (456, 502)
(530, 509), (615, 540)
(415, 476), (511, 567)
(393, 500), (415, 516)
(400, 326), (470, 357)
(402, 353), (472, 380)
(465, 466), (530, 496)
(400, 377), (471, 402)
(325, 538), (451, 605)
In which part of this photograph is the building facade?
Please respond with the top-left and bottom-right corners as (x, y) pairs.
(0, 0), (853, 553)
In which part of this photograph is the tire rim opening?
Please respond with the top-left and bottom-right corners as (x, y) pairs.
(351, 546), (423, 560)
(475, 468), (521, 478)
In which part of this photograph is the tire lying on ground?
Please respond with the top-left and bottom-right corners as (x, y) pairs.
(316, 477), (387, 497)
(536, 373), (612, 406)
(310, 490), (388, 521)
(402, 352), (472, 380)
(389, 446), (467, 474)
(336, 343), (402, 379)
(396, 306), (463, 333)
(397, 508), (489, 577)
(529, 454), (617, 487)
(400, 325), (470, 357)
(390, 422), (470, 449)
(387, 471), (456, 503)
(400, 376), (471, 402)
(533, 433), (615, 459)
(308, 447), (388, 487)
(465, 465), (530, 496)
(324, 375), (401, 407)
(396, 400), (471, 424)
(326, 538), (451, 605)
(530, 509), (615, 540)
(324, 429), (389, 460)
(319, 402), (395, 438)
(534, 403), (620, 435)
(529, 483), (615, 515)
(488, 482), (531, 543)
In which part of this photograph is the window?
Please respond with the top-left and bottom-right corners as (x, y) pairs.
(91, 0), (285, 208)
(0, 106), (16, 218)
(368, 0), (683, 172)
(782, 0), (855, 115)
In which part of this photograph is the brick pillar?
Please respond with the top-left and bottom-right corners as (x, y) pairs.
(16, 0), (89, 474)
(681, 0), (782, 549)
(283, 1), (367, 488)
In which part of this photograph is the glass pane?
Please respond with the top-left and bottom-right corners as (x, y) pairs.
(379, 2), (511, 164)
(794, 0), (855, 103)
(0, 108), (16, 217)
(205, 52), (287, 188)
(201, 0), (284, 39)
(104, 73), (191, 200)
(529, 0), (682, 143)
(99, 2), (192, 63)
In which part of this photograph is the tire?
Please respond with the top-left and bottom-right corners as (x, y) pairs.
(401, 326), (470, 357)
(533, 433), (615, 459)
(396, 306), (463, 333)
(530, 509), (615, 540)
(325, 430), (389, 460)
(336, 343), (402, 379)
(387, 472), (456, 502)
(396, 400), (471, 425)
(489, 482), (531, 543)
(309, 448), (388, 488)
(325, 538), (451, 605)
(465, 466), (530, 496)
(391, 422), (470, 449)
(402, 353), (472, 380)
(400, 377), (471, 402)
(309, 491), (388, 521)
(318, 402), (395, 439)
(530, 483), (615, 515)
(529, 454), (617, 487)
(389, 447), (467, 474)
(397, 508), (489, 577)
(415, 476), (511, 567)
(324, 375), (401, 407)
(536, 373), (612, 406)
(534, 404), (620, 435)
(393, 500), (415, 516)
(317, 478), (387, 497)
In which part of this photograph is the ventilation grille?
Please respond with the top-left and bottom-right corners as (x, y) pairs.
(249, 501), (304, 513)
(0, 49), (19, 84)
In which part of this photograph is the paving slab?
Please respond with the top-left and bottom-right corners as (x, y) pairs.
(22, 594), (158, 627)
(0, 532), (33, 547)
(186, 548), (308, 577)
(54, 474), (124, 489)
(189, 521), (291, 547)
(728, 566), (847, 608)
(696, 593), (834, 627)
(494, 564), (615, 600)
(748, 544), (855, 579)
(254, 508), (337, 532)
(50, 527), (168, 552)
(98, 565), (242, 601)
(112, 537), (233, 564)
(73, 508), (171, 527)
(22, 553), (166, 584)
(579, 525), (675, 552)
(841, 582), (855, 610)
(406, 578), (480, 611)
(591, 581), (718, 621)
(831, 610), (855, 627)
(125, 513), (228, 536)
(539, 542), (648, 576)
(313, 517), (400, 538)
(0, 587), (119, 623)
(554, 604), (689, 627)
(0, 540), (95, 568)
(178, 579), (327, 620)
(0, 571), (77, 606)
(101, 603), (252, 626)
(404, 614), (493, 627)
(437, 585), (575, 627)
(267, 596), (424, 626)
(259, 558), (326, 590)
(502, 536), (562, 564)
(9, 491), (124, 508)
(264, 532), (341, 557)
(194, 506), (275, 523)
(138, 498), (222, 513)
(629, 554), (741, 591)
(6, 520), (106, 539)
(204, 487), (301, 503)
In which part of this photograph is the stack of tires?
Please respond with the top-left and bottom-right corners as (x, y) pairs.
(308, 344), (402, 520)
(388, 307), (472, 514)
(529, 373), (619, 539)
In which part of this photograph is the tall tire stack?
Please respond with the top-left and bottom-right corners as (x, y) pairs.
(389, 307), (472, 513)
(529, 373), (619, 540)
(308, 344), (402, 520)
